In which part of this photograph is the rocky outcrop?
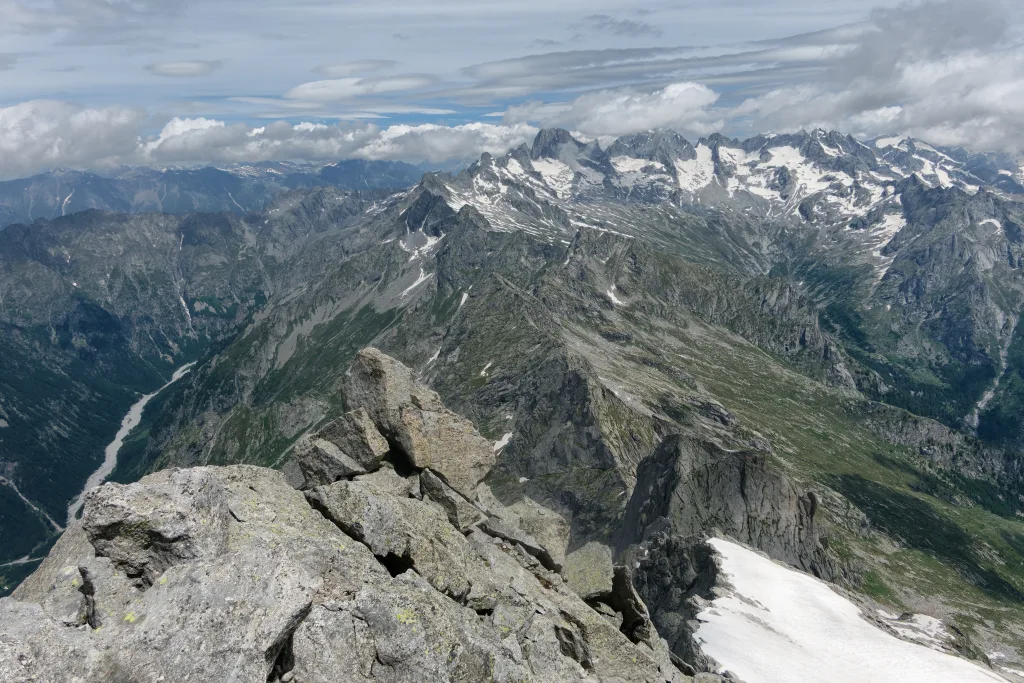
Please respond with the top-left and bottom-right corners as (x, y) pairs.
(2, 463), (688, 682)
(617, 435), (835, 582)
(852, 399), (1012, 481)
(3, 348), (867, 681)
(3, 349), (689, 682)
(344, 347), (496, 497)
(610, 433), (841, 672)
(625, 531), (724, 673)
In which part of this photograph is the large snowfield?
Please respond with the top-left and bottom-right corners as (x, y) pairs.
(696, 538), (1008, 683)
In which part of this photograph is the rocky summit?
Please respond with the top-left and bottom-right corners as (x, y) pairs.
(1, 349), (711, 682)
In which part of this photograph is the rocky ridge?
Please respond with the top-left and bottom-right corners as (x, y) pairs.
(434, 128), (1024, 447)
(1, 348), (865, 681)
(0, 350), (688, 679)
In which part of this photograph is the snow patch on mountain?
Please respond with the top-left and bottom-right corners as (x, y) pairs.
(696, 538), (1007, 683)
(492, 432), (513, 452)
(531, 158), (574, 199)
(875, 136), (908, 149)
(877, 610), (952, 649)
(674, 144), (716, 193)
(399, 266), (431, 298)
(716, 145), (760, 172)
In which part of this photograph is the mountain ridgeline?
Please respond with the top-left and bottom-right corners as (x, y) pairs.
(0, 159), (426, 230)
(3, 127), (1024, 673)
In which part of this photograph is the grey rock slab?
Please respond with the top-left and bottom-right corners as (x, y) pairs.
(306, 479), (485, 601)
(344, 348), (495, 497)
(81, 467), (232, 587)
(110, 551), (320, 682)
(421, 469), (485, 532)
(0, 599), (106, 682)
(295, 572), (533, 683)
(475, 482), (570, 571)
(317, 407), (390, 470)
(355, 462), (422, 498)
(281, 456), (307, 490)
(294, 436), (368, 488)
(565, 541), (614, 600)
(345, 347), (445, 425)
(391, 403), (496, 497)
(480, 516), (562, 573)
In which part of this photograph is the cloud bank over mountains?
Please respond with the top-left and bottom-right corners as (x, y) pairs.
(1, 0), (1023, 177)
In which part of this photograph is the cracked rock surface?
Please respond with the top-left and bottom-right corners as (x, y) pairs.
(3, 461), (687, 682)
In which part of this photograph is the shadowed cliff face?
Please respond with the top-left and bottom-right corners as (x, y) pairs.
(617, 435), (833, 582)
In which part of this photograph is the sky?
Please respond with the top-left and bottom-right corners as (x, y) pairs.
(1, 0), (1023, 178)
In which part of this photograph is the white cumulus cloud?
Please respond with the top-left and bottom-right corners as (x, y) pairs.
(0, 103), (539, 178)
(502, 82), (723, 138)
(0, 100), (145, 178)
(727, 0), (1024, 151)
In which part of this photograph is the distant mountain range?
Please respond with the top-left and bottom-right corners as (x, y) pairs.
(0, 159), (428, 229)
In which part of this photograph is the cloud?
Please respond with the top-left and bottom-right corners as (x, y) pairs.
(146, 60), (222, 78)
(574, 14), (663, 38)
(357, 122), (538, 162)
(314, 60), (398, 78)
(140, 118), (538, 167)
(726, 0), (1024, 151)
(453, 42), (838, 101)
(0, 100), (145, 178)
(0, 102), (538, 178)
(462, 47), (678, 82)
(502, 82), (722, 138)
(3, 0), (1024, 173)
(454, 0), (1024, 153)
(284, 74), (439, 102)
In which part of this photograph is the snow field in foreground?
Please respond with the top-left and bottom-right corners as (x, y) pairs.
(696, 538), (1007, 683)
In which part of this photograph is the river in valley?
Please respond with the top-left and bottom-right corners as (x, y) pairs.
(65, 363), (196, 526)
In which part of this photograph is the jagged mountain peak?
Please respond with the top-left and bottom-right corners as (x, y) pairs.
(530, 127), (586, 160)
(607, 129), (697, 164)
